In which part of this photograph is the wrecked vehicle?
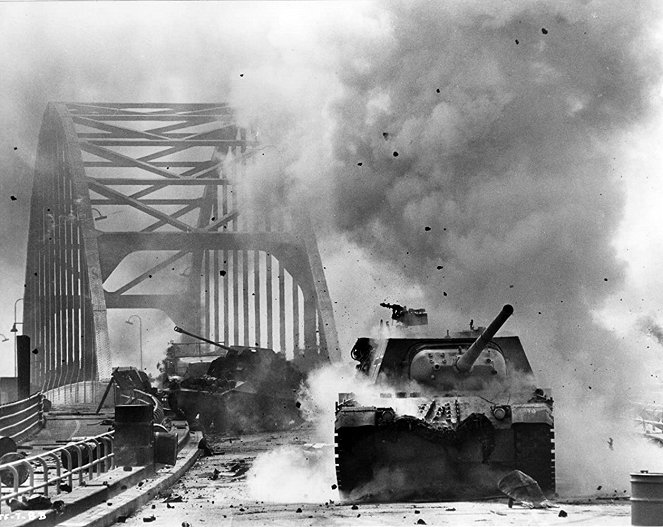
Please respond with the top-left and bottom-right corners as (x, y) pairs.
(335, 304), (555, 501)
(166, 326), (304, 434)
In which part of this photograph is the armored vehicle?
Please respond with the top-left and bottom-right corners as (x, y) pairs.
(335, 304), (554, 501)
(166, 326), (303, 433)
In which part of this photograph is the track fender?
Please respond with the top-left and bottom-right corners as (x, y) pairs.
(511, 403), (553, 426)
(335, 407), (377, 428)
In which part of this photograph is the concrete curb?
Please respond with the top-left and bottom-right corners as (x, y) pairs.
(59, 431), (202, 527)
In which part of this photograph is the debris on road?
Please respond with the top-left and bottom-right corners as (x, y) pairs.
(199, 437), (214, 456)
(497, 470), (553, 508)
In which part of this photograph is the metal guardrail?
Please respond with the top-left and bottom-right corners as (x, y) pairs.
(0, 432), (114, 511)
(0, 393), (44, 443)
(43, 381), (110, 407)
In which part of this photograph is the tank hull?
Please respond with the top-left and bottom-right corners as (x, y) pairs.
(335, 399), (554, 502)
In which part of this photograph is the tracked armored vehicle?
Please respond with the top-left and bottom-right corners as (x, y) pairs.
(166, 326), (304, 433)
(335, 304), (554, 501)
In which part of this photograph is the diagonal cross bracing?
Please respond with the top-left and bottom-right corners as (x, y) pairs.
(23, 102), (340, 394)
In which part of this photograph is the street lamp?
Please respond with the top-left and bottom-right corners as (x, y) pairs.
(10, 298), (23, 377)
(91, 208), (108, 221)
(0, 334), (8, 342)
(125, 315), (143, 370)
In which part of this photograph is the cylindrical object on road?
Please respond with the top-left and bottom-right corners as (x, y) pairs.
(114, 404), (154, 467)
(631, 472), (663, 525)
(115, 404), (153, 424)
(154, 431), (178, 466)
(0, 436), (17, 457)
(61, 441), (99, 470)
(0, 452), (29, 486)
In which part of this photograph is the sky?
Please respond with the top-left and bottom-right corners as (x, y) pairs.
(2, 0), (663, 492)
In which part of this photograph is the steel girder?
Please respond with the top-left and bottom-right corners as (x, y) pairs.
(24, 103), (339, 391)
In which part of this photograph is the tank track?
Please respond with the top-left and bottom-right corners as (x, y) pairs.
(334, 427), (375, 495)
(513, 423), (555, 492)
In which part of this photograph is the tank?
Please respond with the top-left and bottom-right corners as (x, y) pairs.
(166, 326), (304, 434)
(335, 304), (554, 502)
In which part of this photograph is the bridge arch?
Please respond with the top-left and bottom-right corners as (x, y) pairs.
(23, 102), (339, 392)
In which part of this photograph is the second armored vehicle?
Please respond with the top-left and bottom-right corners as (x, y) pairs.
(166, 326), (304, 433)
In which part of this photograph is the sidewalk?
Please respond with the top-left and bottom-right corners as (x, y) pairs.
(3, 426), (202, 527)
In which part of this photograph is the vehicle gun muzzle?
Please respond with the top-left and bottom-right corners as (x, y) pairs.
(173, 326), (233, 352)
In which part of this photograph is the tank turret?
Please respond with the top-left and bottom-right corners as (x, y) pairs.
(455, 304), (514, 373)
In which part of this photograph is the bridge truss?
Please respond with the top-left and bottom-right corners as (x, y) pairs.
(24, 102), (339, 392)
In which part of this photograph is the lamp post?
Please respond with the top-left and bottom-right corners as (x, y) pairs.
(10, 298), (23, 377)
(91, 208), (108, 221)
(125, 315), (143, 370)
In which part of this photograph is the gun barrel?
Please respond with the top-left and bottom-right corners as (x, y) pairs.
(455, 304), (514, 373)
(173, 326), (233, 352)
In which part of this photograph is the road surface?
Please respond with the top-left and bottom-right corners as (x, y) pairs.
(122, 424), (631, 527)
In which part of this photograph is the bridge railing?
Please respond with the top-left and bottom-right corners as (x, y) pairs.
(0, 432), (114, 511)
(43, 381), (112, 408)
(0, 393), (45, 443)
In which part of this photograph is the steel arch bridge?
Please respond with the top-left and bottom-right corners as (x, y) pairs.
(23, 102), (339, 393)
